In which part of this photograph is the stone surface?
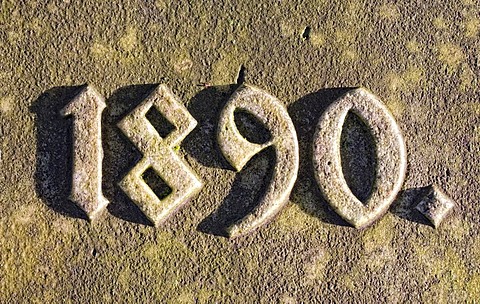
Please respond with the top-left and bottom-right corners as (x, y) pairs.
(1, 0), (479, 302)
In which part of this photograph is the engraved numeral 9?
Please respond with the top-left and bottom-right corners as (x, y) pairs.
(217, 85), (299, 238)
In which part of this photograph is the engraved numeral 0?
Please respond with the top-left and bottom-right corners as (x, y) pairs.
(217, 85), (299, 238)
(312, 88), (407, 229)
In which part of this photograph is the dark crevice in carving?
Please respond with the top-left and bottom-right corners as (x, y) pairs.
(302, 26), (311, 40)
(234, 109), (272, 145)
(30, 86), (90, 220)
(142, 167), (172, 201)
(145, 105), (176, 139)
(340, 111), (377, 204)
(197, 146), (276, 237)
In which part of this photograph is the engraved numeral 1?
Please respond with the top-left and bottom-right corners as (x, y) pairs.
(312, 88), (407, 229)
(117, 84), (202, 226)
(218, 85), (299, 238)
(61, 85), (109, 220)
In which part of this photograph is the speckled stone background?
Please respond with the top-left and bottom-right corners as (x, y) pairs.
(1, 0), (479, 302)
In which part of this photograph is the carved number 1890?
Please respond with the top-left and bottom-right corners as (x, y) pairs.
(62, 84), (407, 237)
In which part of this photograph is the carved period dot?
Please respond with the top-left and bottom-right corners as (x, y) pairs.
(415, 185), (455, 228)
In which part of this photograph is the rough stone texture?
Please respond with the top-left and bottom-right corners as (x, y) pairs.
(1, 0), (479, 302)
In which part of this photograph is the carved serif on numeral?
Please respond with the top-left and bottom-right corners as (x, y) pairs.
(312, 88), (407, 229)
(117, 84), (202, 226)
(217, 85), (299, 238)
(61, 86), (109, 219)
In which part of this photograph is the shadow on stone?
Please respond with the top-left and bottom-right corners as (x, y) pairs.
(390, 186), (432, 227)
(197, 147), (276, 237)
(30, 86), (89, 220)
(340, 112), (378, 203)
(103, 84), (158, 226)
(288, 88), (358, 227)
(183, 85), (237, 170)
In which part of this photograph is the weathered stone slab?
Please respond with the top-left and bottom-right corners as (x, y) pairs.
(0, 0), (479, 302)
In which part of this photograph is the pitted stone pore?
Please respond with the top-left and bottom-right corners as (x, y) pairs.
(217, 84), (299, 238)
(61, 85), (109, 220)
(415, 185), (455, 228)
(312, 88), (407, 229)
(117, 84), (202, 226)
